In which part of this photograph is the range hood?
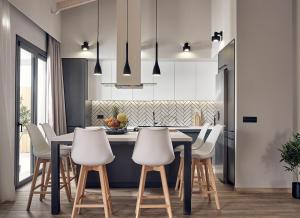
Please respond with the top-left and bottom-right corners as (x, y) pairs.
(116, 0), (142, 88)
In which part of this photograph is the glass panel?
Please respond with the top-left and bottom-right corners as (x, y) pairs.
(37, 58), (47, 126)
(19, 48), (33, 181)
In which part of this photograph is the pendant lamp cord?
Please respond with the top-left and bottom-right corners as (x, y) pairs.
(127, 0), (129, 42)
(97, 0), (100, 42)
(156, 0), (157, 41)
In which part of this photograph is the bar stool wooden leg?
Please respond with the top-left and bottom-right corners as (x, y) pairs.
(159, 166), (173, 218)
(179, 164), (184, 201)
(26, 158), (41, 211)
(71, 166), (86, 218)
(136, 165), (147, 218)
(104, 166), (112, 215)
(60, 160), (72, 202)
(207, 158), (220, 209)
(77, 166), (87, 215)
(195, 161), (203, 193)
(191, 159), (196, 190)
(39, 160), (47, 201)
(99, 165), (110, 218)
(43, 163), (51, 199)
(204, 162), (211, 201)
(66, 157), (71, 194)
(175, 158), (183, 191)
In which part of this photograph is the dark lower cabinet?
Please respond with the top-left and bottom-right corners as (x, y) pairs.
(62, 58), (91, 132)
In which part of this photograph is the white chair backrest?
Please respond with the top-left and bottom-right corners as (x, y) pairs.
(71, 128), (115, 166)
(40, 123), (56, 144)
(199, 124), (223, 157)
(193, 123), (210, 149)
(132, 127), (175, 166)
(26, 123), (50, 157)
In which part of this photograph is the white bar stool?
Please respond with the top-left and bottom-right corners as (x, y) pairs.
(40, 123), (76, 193)
(132, 127), (175, 218)
(26, 124), (71, 211)
(180, 124), (223, 209)
(175, 123), (210, 194)
(71, 128), (115, 218)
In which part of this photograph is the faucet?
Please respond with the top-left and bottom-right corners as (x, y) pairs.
(153, 112), (158, 126)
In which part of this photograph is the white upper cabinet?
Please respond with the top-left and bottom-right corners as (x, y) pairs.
(132, 61), (154, 100)
(196, 62), (217, 100)
(174, 62), (197, 100)
(88, 60), (112, 100)
(153, 62), (175, 100)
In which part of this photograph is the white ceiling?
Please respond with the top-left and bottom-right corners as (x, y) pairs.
(52, 0), (96, 14)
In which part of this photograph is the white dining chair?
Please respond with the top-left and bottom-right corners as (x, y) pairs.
(40, 123), (76, 192)
(71, 128), (115, 218)
(179, 124), (223, 209)
(174, 123), (210, 192)
(132, 127), (175, 218)
(26, 123), (71, 211)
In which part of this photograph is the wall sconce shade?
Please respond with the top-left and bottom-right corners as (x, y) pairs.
(183, 42), (191, 52)
(211, 31), (223, 42)
(81, 41), (89, 51)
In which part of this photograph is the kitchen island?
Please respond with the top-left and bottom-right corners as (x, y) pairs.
(51, 130), (193, 215)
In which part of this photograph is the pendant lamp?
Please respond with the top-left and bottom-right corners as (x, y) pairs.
(153, 0), (160, 75)
(94, 0), (102, 74)
(123, 0), (131, 76)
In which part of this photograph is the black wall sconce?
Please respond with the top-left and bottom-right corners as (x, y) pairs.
(211, 31), (223, 42)
(183, 42), (191, 52)
(81, 41), (89, 51)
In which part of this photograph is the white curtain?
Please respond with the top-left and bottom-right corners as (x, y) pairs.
(0, 0), (15, 202)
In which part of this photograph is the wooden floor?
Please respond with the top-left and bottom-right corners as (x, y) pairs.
(1, 179), (300, 218)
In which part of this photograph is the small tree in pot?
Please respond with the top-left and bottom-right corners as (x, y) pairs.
(279, 133), (300, 199)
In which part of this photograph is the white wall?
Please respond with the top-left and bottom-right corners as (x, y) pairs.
(235, 0), (294, 188)
(296, 0), (300, 132)
(211, 0), (236, 57)
(61, 0), (212, 59)
(9, 0), (61, 41)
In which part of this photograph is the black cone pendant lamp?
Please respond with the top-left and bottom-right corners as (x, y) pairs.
(153, 0), (160, 76)
(123, 0), (131, 76)
(94, 0), (102, 75)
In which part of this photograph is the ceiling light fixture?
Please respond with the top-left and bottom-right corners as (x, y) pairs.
(211, 31), (223, 42)
(81, 41), (89, 51)
(123, 0), (131, 76)
(153, 0), (160, 76)
(94, 0), (102, 75)
(183, 42), (191, 52)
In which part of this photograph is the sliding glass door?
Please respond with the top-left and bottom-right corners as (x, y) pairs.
(15, 36), (47, 187)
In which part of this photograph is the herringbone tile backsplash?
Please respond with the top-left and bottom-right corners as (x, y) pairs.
(91, 101), (216, 127)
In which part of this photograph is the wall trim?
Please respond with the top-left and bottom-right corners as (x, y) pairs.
(235, 188), (291, 194)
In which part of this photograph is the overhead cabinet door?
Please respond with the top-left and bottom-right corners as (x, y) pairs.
(196, 62), (217, 100)
(174, 62), (197, 100)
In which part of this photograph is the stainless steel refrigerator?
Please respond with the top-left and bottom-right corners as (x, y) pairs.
(215, 40), (235, 185)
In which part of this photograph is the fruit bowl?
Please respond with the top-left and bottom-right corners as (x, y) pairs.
(103, 112), (128, 134)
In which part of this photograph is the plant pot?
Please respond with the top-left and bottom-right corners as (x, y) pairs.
(292, 182), (300, 199)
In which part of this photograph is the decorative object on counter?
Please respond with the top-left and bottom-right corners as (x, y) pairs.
(152, 0), (161, 76)
(192, 109), (204, 126)
(104, 106), (128, 134)
(94, 0), (102, 75)
(279, 133), (300, 199)
(123, 0), (131, 76)
(92, 100), (216, 127)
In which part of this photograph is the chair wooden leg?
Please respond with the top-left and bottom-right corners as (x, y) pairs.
(104, 166), (112, 215)
(66, 157), (71, 194)
(207, 159), (220, 209)
(179, 163), (184, 201)
(99, 165), (110, 218)
(71, 166), (86, 218)
(159, 166), (173, 218)
(42, 163), (51, 199)
(191, 159), (196, 190)
(60, 160), (72, 202)
(26, 158), (41, 211)
(196, 161), (204, 194)
(175, 158), (183, 191)
(204, 162), (211, 201)
(136, 165), (147, 218)
(77, 166), (87, 215)
(39, 160), (47, 201)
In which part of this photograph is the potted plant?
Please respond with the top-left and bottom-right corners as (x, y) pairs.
(279, 133), (300, 199)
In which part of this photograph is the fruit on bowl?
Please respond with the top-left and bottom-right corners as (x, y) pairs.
(104, 112), (128, 129)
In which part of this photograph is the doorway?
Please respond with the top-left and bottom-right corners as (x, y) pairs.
(15, 36), (48, 187)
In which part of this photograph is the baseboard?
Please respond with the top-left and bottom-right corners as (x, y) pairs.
(235, 187), (291, 193)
